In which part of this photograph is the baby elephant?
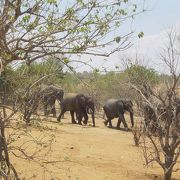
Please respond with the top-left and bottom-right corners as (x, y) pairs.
(103, 99), (134, 130)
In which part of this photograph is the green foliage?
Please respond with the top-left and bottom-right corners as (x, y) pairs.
(47, 0), (57, 5)
(17, 58), (64, 86)
(115, 36), (121, 43)
(138, 32), (144, 38)
(0, 66), (18, 92)
(125, 65), (159, 86)
(0, 58), (64, 100)
(60, 73), (77, 92)
(63, 58), (70, 64)
(22, 15), (30, 23)
(59, 65), (160, 107)
(0, 58), (161, 110)
(0, 0), (145, 66)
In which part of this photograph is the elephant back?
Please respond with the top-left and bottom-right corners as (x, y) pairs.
(39, 84), (63, 98)
(143, 104), (157, 122)
(61, 93), (85, 111)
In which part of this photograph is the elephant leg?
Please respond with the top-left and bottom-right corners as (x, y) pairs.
(144, 118), (152, 133)
(75, 112), (78, 121)
(77, 112), (83, 125)
(103, 110), (109, 126)
(105, 118), (113, 128)
(49, 98), (56, 117)
(117, 117), (122, 129)
(57, 108), (66, 122)
(119, 114), (128, 129)
(43, 102), (48, 116)
(82, 112), (88, 125)
(104, 120), (108, 126)
(144, 118), (148, 128)
(51, 105), (56, 117)
(70, 111), (77, 124)
(108, 119), (112, 128)
(151, 121), (158, 134)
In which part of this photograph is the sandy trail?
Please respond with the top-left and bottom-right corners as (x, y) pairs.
(9, 113), (179, 180)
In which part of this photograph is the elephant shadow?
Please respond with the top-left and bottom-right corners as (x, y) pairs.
(48, 119), (97, 128)
(107, 126), (132, 132)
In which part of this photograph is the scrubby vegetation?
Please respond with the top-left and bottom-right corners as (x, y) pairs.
(0, 0), (179, 180)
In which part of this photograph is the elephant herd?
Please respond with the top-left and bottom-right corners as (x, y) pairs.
(38, 85), (134, 130)
(37, 84), (180, 132)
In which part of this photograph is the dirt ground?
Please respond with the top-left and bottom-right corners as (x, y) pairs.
(9, 113), (180, 180)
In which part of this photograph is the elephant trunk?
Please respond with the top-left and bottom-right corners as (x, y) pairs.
(87, 107), (95, 127)
(57, 93), (64, 103)
(91, 111), (95, 127)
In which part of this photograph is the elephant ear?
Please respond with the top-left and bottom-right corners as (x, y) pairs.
(122, 100), (133, 112)
(56, 92), (63, 102)
(77, 94), (86, 108)
(56, 90), (64, 98)
(85, 96), (95, 110)
(127, 100), (133, 107)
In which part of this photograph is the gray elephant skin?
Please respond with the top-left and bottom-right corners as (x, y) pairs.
(143, 99), (180, 134)
(143, 104), (158, 134)
(57, 93), (95, 127)
(103, 99), (134, 129)
(39, 85), (64, 117)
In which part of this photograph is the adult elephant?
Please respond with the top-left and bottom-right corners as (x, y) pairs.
(103, 99), (134, 130)
(173, 97), (180, 117)
(143, 104), (158, 134)
(39, 85), (64, 117)
(81, 95), (95, 125)
(143, 99), (180, 134)
(57, 93), (95, 127)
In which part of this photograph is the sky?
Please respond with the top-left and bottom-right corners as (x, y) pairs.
(71, 0), (180, 74)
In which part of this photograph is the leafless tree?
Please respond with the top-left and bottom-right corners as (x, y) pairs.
(129, 31), (180, 180)
(0, 61), (65, 178)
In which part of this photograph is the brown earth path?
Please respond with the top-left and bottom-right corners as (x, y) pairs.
(10, 113), (179, 180)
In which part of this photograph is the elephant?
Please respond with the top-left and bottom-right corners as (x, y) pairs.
(143, 103), (174, 134)
(103, 99), (134, 130)
(173, 97), (180, 117)
(39, 85), (64, 117)
(143, 98), (180, 134)
(143, 104), (158, 134)
(57, 93), (95, 127)
(75, 95), (95, 124)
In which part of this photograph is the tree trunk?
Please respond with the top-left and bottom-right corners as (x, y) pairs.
(0, 128), (3, 164)
(0, 116), (3, 164)
(163, 152), (174, 180)
(164, 169), (172, 180)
